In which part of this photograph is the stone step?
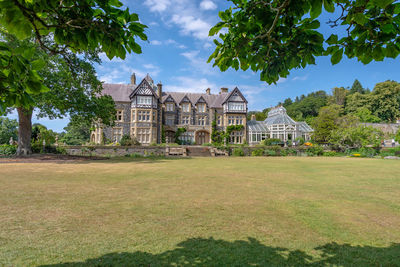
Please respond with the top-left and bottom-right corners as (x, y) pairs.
(186, 146), (211, 157)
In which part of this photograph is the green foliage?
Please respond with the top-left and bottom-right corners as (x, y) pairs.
(323, 151), (337, 157)
(370, 81), (400, 122)
(285, 91), (328, 120)
(59, 116), (91, 145)
(350, 79), (367, 94)
(31, 123), (57, 146)
(0, 144), (16, 156)
(345, 92), (373, 114)
(232, 147), (244, 157)
(175, 127), (187, 145)
(354, 107), (381, 123)
(120, 134), (140, 146)
(161, 125), (166, 144)
(329, 126), (384, 151)
(395, 129), (400, 143)
(264, 149), (277, 157)
(208, 0), (400, 84)
(251, 148), (264, 156)
(247, 111), (267, 121)
(0, 117), (18, 144)
(312, 105), (341, 143)
(306, 145), (324, 156)
(202, 143), (213, 147)
(262, 138), (283, 146)
(330, 87), (348, 106)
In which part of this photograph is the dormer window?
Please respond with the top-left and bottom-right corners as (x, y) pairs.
(181, 103), (190, 112)
(197, 103), (206, 113)
(228, 102), (245, 111)
(166, 103), (174, 112)
(137, 96), (152, 105)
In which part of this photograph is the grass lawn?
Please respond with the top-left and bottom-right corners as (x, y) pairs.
(1, 157), (400, 266)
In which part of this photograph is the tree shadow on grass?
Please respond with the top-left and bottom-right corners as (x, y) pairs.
(39, 237), (400, 267)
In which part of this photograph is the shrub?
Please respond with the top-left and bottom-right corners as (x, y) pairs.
(262, 138), (283, 146)
(56, 146), (67, 155)
(232, 147), (244, 156)
(120, 135), (140, 146)
(202, 143), (213, 146)
(281, 148), (297, 156)
(306, 144), (324, 156)
(0, 144), (16, 156)
(323, 151), (337, 157)
(264, 149), (277, 156)
(359, 147), (378, 158)
(251, 148), (264, 156)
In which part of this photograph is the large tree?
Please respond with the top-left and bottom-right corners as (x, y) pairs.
(0, 0), (147, 155)
(370, 80), (400, 122)
(208, 0), (400, 84)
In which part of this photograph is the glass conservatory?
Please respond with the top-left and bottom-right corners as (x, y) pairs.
(248, 106), (313, 145)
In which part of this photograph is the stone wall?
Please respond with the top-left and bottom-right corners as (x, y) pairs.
(65, 146), (166, 157)
(362, 123), (400, 136)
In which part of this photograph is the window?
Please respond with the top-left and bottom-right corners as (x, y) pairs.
(137, 128), (150, 143)
(228, 116), (234, 125)
(138, 110), (150, 121)
(116, 110), (123, 122)
(152, 111), (156, 121)
(181, 115), (190, 125)
(197, 103), (206, 113)
(166, 115), (175, 126)
(113, 127), (123, 142)
(166, 103), (174, 111)
(181, 103), (190, 112)
(180, 131), (194, 144)
(137, 96), (152, 105)
(229, 131), (243, 144)
(217, 116), (221, 126)
(228, 102), (245, 111)
(131, 110), (136, 122)
(198, 116), (205, 126)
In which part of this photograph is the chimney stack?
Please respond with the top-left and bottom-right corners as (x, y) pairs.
(130, 72), (136, 85)
(220, 87), (228, 94)
(206, 88), (211, 95)
(157, 82), (163, 98)
(251, 114), (256, 121)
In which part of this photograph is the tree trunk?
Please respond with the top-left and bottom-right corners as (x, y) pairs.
(17, 107), (33, 156)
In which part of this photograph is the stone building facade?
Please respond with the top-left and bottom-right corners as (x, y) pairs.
(91, 74), (248, 145)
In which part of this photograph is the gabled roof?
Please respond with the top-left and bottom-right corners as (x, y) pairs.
(196, 96), (207, 105)
(222, 87), (248, 104)
(129, 78), (159, 99)
(161, 91), (231, 108)
(179, 95), (193, 104)
(101, 83), (136, 102)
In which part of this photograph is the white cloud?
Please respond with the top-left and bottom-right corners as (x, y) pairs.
(165, 76), (216, 93)
(98, 64), (159, 84)
(144, 0), (213, 41)
(180, 50), (215, 75)
(150, 40), (162, 45)
(144, 0), (171, 12)
(200, 0), (217, 10)
(171, 14), (211, 40)
(292, 75), (308, 81)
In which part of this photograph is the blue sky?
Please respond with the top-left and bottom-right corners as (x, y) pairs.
(7, 0), (400, 132)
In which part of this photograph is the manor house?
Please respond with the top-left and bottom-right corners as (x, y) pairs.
(91, 73), (313, 145)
